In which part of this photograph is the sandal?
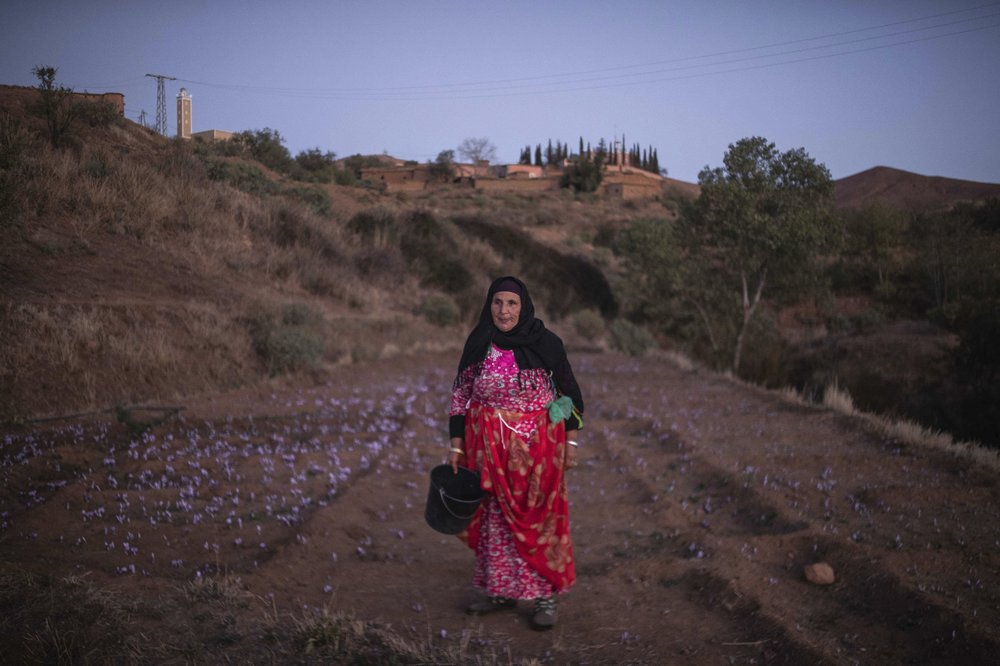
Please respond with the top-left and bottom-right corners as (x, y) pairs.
(530, 596), (557, 630)
(465, 595), (516, 615)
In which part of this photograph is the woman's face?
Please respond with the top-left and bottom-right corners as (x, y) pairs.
(490, 290), (522, 333)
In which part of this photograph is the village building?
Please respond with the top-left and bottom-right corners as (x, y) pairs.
(191, 129), (235, 142)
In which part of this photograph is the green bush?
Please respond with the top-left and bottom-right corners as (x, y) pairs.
(610, 319), (655, 356)
(285, 186), (331, 217)
(572, 309), (606, 339)
(203, 157), (277, 195)
(419, 294), (460, 327)
(257, 327), (323, 375)
(233, 127), (294, 174)
(247, 308), (324, 375)
(399, 210), (472, 294)
(83, 152), (112, 179)
(265, 204), (341, 262)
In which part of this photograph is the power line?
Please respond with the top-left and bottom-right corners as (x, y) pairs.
(173, 5), (1000, 101)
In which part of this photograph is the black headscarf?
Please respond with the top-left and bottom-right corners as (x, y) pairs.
(456, 275), (567, 376)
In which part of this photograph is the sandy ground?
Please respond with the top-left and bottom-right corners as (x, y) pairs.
(2, 350), (999, 664)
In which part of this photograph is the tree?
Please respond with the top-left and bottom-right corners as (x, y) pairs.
(429, 149), (455, 181)
(31, 65), (77, 148)
(534, 144), (542, 167)
(235, 128), (294, 173)
(841, 204), (907, 292)
(617, 139), (836, 371)
(560, 148), (604, 193)
(456, 137), (496, 164)
(690, 137), (836, 372)
(294, 147), (338, 182)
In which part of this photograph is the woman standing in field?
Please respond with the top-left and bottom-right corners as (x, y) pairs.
(447, 276), (584, 630)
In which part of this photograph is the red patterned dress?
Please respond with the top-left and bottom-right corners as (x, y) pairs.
(450, 344), (575, 598)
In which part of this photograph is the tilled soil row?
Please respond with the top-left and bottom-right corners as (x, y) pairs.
(2, 351), (998, 664)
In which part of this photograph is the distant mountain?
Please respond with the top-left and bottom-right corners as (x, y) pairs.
(833, 166), (1000, 212)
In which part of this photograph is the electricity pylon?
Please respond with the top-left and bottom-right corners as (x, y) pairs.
(145, 73), (176, 136)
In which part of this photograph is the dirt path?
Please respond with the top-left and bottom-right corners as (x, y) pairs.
(2, 351), (998, 664)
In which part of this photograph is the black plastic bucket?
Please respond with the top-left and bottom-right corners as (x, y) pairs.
(424, 465), (485, 534)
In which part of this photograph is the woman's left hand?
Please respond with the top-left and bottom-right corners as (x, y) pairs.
(565, 430), (579, 469)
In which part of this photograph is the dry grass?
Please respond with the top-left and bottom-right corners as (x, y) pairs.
(0, 571), (145, 664)
(5, 112), (633, 422)
(289, 606), (540, 665)
(0, 568), (542, 664)
(0, 301), (256, 419)
(821, 381), (855, 414)
(778, 381), (1000, 473)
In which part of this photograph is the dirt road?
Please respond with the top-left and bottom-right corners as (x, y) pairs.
(2, 351), (998, 664)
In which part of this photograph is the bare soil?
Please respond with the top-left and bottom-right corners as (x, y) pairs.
(2, 350), (998, 664)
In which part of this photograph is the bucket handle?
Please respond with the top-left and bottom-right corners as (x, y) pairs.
(438, 486), (482, 521)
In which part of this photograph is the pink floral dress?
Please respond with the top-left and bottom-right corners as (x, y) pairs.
(450, 344), (575, 598)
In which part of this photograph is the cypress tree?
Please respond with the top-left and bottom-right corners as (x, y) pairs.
(534, 144), (542, 166)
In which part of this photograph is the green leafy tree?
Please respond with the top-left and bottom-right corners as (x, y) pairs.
(688, 136), (836, 371)
(841, 204), (907, 293)
(615, 216), (729, 361)
(294, 147), (338, 182)
(693, 137), (836, 369)
(31, 65), (77, 148)
(534, 144), (542, 167)
(235, 128), (294, 173)
(560, 149), (604, 193)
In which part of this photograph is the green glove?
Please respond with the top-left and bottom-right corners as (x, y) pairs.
(547, 395), (574, 423)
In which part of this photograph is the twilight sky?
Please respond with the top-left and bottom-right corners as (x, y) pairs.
(2, 0), (998, 183)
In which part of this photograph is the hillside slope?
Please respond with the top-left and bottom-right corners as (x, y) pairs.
(834, 166), (1000, 212)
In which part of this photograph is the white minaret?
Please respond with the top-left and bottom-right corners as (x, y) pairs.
(176, 88), (192, 139)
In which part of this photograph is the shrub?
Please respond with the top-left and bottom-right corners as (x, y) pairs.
(354, 246), (405, 281)
(233, 127), (294, 174)
(399, 210), (472, 294)
(204, 157), (277, 195)
(264, 204), (341, 262)
(247, 308), (324, 375)
(75, 101), (123, 128)
(572, 309), (606, 339)
(0, 112), (30, 231)
(284, 186), (331, 217)
(419, 294), (460, 327)
(83, 151), (112, 179)
(610, 319), (655, 356)
(346, 207), (398, 249)
(30, 65), (77, 148)
(282, 303), (321, 326)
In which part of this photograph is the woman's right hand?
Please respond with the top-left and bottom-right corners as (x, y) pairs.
(449, 437), (464, 474)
